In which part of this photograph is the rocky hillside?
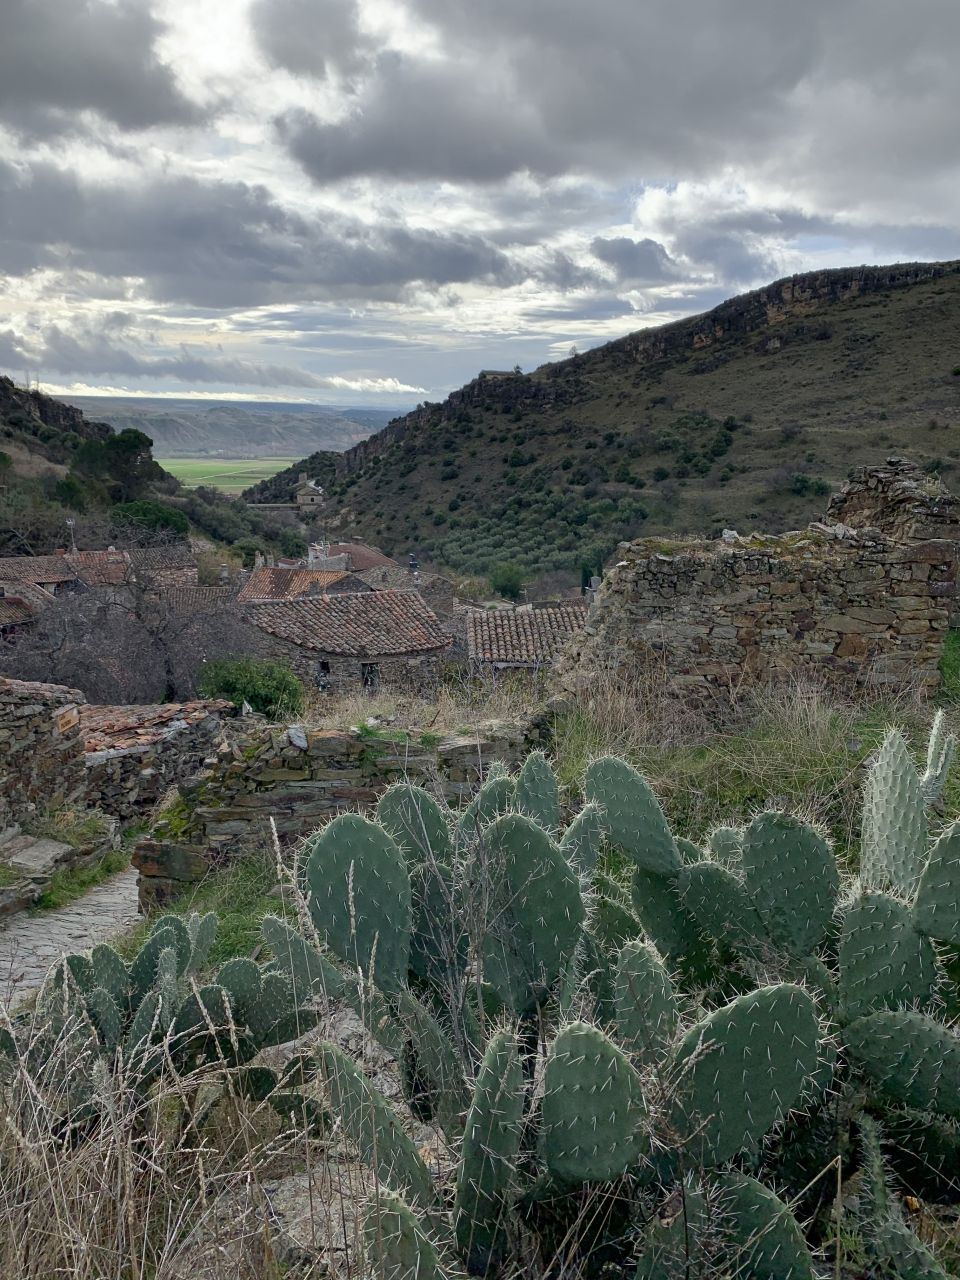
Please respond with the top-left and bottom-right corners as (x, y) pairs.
(243, 449), (341, 504)
(317, 260), (960, 577)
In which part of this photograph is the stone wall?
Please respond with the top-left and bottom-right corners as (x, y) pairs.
(0, 678), (86, 828)
(826, 459), (960, 544)
(256, 630), (446, 696)
(556, 526), (956, 704)
(83, 703), (234, 820)
(132, 712), (554, 910)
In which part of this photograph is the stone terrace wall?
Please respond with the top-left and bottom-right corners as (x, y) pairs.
(132, 713), (552, 910)
(556, 527), (956, 703)
(0, 678), (86, 828)
(82, 701), (235, 821)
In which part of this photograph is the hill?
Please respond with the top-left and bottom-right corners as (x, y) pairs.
(0, 376), (313, 558)
(243, 449), (342, 504)
(315, 260), (960, 578)
(65, 396), (393, 458)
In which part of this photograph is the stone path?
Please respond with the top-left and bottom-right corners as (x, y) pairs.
(0, 867), (140, 1005)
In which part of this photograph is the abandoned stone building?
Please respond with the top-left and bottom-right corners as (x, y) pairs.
(294, 473), (324, 510)
(467, 601), (590, 674)
(556, 460), (959, 704)
(248, 588), (451, 691)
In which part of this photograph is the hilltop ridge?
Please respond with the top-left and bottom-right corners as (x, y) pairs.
(305, 259), (960, 578)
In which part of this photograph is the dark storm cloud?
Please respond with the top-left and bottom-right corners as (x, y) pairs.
(0, 0), (199, 138)
(590, 237), (679, 285)
(0, 161), (530, 307)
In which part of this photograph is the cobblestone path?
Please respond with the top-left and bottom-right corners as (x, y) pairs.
(0, 868), (140, 1004)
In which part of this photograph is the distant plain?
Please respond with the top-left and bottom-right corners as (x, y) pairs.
(157, 457), (300, 495)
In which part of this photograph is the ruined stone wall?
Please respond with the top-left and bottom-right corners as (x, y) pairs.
(556, 528), (956, 703)
(826, 459), (960, 544)
(83, 708), (231, 821)
(132, 712), (554, 910)
(0, 678), (86, 828)
(254, 630), (446, 696)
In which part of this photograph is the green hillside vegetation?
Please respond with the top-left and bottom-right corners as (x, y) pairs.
(0, 376), (309, 557)
(317, 260), (960, 576)
(243, 448), (341, 503)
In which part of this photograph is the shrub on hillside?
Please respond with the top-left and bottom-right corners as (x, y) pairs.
(111, 499), (189, 537)
(489, 561), (524, 600)
(198, 657), (304, 719)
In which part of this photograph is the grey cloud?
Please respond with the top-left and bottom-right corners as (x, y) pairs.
(0, 0), (200, 138)
(591, 237), (679, 284)
(0, 161), (527, 308)
(250, 0), (372, 82)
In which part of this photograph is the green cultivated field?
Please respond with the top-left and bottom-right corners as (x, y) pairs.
(158, 457), (300, 495)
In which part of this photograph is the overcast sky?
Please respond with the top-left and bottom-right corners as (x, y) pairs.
(1, 0), (958, 407)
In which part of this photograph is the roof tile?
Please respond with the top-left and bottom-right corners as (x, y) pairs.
(250, 589), (449, 657)
(466, 602), (589, 667)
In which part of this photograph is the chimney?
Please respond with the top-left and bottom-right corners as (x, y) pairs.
(218, 563), (229, 584)
(254, 550), (265, 569)
(299, 472), (307, 485)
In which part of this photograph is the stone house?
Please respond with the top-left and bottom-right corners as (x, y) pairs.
(248, 589), (451, 692)
(466, 601), (590, 674)
(0, 545), (198, 597)
(310, 541), (399, 573)
(294, 473), (324, 510)
(0, 580), (56, 639)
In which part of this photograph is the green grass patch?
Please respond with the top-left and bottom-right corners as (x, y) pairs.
(0, 862), (20, 888)
(25, 806), (113, 851)
(117, 847), (284, 970)
(33, 847), (131, 911)
(157, 456), (300, 495)
(940, 630), (960, 704)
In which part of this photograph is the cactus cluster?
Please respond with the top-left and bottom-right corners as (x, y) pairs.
(8, 715), (960, 1278)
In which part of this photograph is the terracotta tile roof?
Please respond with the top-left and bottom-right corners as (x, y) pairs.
(163, 585), (236, 613)
(80, 699), (234, 751)
(0, 597), (36, 628)
(0, 554), (79, 584)
(357, 565), (452, 592)
(128, 544), (196, 572)
(250, 589), (449, 658)
(324, 542), (399, 571)
(237, 567), (350, 602)
(66, 550), (130, 585)
(466, 602), (589, 667)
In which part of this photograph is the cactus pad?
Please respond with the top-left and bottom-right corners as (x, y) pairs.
(515, 750), (561, 832)
(709, 825), (743, 866)
(585, 757), (681, 875)
(459, 774), (515, 839)
(861, 728), (928, 897)
(304, 813), (411, 993)
(670, 984), (819, 1166)
(845, 1010), (960, 1119)
(364, 1191), (446, 1280)
(261, 913), (346, 1004)
(377, 783), (452, 864)
(839, 891), (939, 1021)
(714, 1170), (818, 1280)
(614, 940), (678, 1065)
(913, 820), (960, 944)
(316, 1040), (435, 1208)
(542, 1021), (649, 1182)
(559, 802), (605, 876)
(741, 811), (839, 957)
(453, 1029), (524, 1273)
(678, 860), (766, 953)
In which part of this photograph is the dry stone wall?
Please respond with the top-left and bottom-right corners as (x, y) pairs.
(826, 458), (960, 544)
(132, 712), (554, 910)
(556, 525), (956, 704)
(0, 678), (86, 829)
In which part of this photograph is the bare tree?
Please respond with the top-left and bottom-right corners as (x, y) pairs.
(1, 555), (261, 704)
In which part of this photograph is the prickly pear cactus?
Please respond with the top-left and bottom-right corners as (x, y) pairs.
(458, 773), (515, 839)
(678, 860), (766, 953)
(614, 940), (678, 1065)
(377, 782), (452, 864)
(708, 825), (743, 866)
(585, 757), (681, 875)
(921, 709), (956, 810)
(515, 750), (561, 833)
(714, 1171), (818, 1280)
(845, 1010), (960, 1119)
(453, 1029), (523, 1273)
(304, 813), (411, 993)
(861, 728), (928, 897)
(740, 811), (839, 957)
(542, 1021), (649, 1182)
(261, 913), (346, 1003)
(839, 892), (939, 1021)
(670, 984), (819, 1166)
(364, 1191), (448, 1280)
(481, 813), (585, 1010)
(559, 801), (605, 876)
(316, 1040), (436, 1209)
(913, 821), (960, 944)
(631, 866), (709, 967)
(634, 1182), (710, 1280)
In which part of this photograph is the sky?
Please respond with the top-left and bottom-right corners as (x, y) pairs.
(1, 1), (959, 408)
